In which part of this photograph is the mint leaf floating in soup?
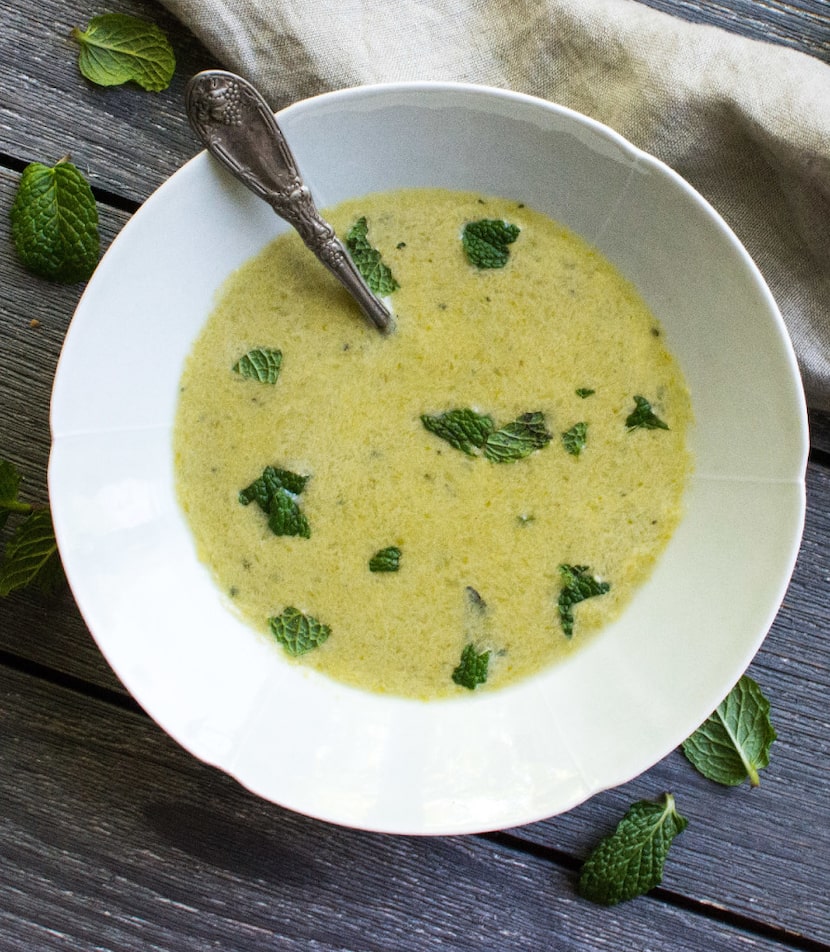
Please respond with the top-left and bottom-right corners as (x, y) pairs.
(557, 564), (610, 638)
(267, 489), (310, 539)
(483, 412), (552, 463)
(71, 14), (176, 91)
(345, 217), (400, 295)
(421, 409), (551, 462)
(462, 219), (520, 269)
(576, 388), (596, 399)
(268, 606), (331, 656)
(233, 348), (283, 384)
(239, 466), (311, 538)
(369, 546), (401, 573)
(420, 408), (496, 456)
(681, 675), (776, 787)
(10, 159), (99, 283)
(562, 422), (588, 457)
(578, 793), (688, 905)
(626, 395), (669, 431)
(452, 643), (490, 690)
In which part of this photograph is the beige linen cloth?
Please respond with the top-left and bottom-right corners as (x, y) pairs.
(161, 0), (830, 412)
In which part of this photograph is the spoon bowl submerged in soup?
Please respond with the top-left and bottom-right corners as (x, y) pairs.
(174, 187), (692, 699)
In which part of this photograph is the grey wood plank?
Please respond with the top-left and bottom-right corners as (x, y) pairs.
(635, 0), (830, 62)
(0, 664), (807, 952)
(509, 462), (830, 944)
(0, 168), (128, 692)
(0, 0), (216, 204)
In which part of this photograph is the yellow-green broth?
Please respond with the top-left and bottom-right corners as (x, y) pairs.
(174, 188), (692, 699)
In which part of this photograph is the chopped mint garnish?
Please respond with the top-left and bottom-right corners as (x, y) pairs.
(626, 395), (669, 431)
(421, 409), (551, 463)
(369, 545), (401, 572)
(420, 408), (495, 456)
(557, 564), (610, 638)
(239, 466), (310, 538)
(266, 488), (310, 538)
(268, 606), (331, 656)
(562, 422), (588, 457)
(576, 388), (596, 399)
(71, 13), (175, 91)
(10, 159), (100, 283)
(681, 675), (776, 787)
(452, 643), (490, 690)
(578, 793), (688, 905)
(483, 412), (552, 463)
(233, 348), (283, 384)
(462, 219), (520, 269)
(239, 466), (309, 509)
(345, 217), (399, 295)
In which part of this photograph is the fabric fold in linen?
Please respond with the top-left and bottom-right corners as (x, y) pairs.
(162, 0), (830, 410)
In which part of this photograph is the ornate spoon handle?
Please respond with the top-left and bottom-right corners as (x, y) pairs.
(185, 70), (392, 333)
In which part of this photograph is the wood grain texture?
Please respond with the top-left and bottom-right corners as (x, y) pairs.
(0, 664), (809, 952)
(0, 0), (217, 203)
(635, 0), (830, 61)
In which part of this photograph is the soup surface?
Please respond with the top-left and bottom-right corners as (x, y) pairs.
(174, 188), (692, 699)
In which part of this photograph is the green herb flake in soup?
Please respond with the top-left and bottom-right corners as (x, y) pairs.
(174, 187), (692, 700)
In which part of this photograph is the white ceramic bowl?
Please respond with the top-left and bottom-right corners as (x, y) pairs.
(49, 82), (807, 834)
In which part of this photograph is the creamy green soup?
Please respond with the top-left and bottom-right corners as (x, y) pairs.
(174, 188), (692, 699)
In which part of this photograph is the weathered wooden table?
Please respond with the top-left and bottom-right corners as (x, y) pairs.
(2, 1), (828, 949)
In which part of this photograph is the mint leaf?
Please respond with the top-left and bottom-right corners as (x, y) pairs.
(345, 217), (399, 295)
(578, 793), (688, 905)
(267, 489), (310, 538)
(681, 675), (776, 787)
(0, 508), (62, 597)
(421, 408), (495, 456)
(562, 422), (588, 457)
(268, 606), (330, 656)
(0, 460), (30, 531)
(239, 466), (310, 537)
(239, 466), (309, 510)
(233, 348), (283, 384)
(576, 388), (596, 399)
(483, 412), (552, 463)
(462, 219), (520, 269)
(10, 160), (99, 284)
(557, 564), (610, 638)
(369, 546), (401, 572)
(71, 14), (175, 91)
(626, 395), (669, 431)
(452, 643), (490, 690)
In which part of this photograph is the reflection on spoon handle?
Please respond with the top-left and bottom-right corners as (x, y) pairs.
(185, 70), (392, 333)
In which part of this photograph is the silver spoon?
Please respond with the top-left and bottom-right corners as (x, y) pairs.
(185, 70), (392, 333)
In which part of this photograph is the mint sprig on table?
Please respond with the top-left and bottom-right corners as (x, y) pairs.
(233, 348), (283, 384)
(462, 219), (520, 269)
(0, 460), (62, 597)
(10, 159), (99, 284)
(268, 606), (331, 656)
(578, 793), (688, 905)
(557, 564), (610, 638)
(682, 675), (776, 786)
(421, 409), (552, 463)
(71, 14), (176, 92)
(626, 395), (669, 431)
(345, 217), (399, 295)
(239, 466), (311, 538)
